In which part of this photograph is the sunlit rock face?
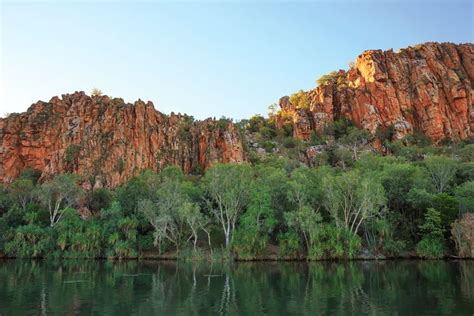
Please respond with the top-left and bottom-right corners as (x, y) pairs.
(0, 92), (245, 187)
(276, 42), (473, 143)
(1, 43), (472, 187)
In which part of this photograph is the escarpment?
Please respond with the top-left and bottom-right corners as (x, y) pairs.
(0, 92), (245, 187)
(276, 42), (473, 143)
(1, 42), (472, 187)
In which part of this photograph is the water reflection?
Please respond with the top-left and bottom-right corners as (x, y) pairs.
(0, 260), (472, 315)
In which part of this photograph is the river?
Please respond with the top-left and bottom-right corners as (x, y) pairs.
(0, 260), (472, 315)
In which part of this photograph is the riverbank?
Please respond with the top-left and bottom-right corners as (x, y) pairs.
(1, 248), (472, 261)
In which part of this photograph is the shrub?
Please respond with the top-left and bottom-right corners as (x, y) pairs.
(217, 117), (232, 132)
(316, 71), (339, 86)
(63, 144), (81, 171)
(88, 188), (113, 212)
(323, 118), (354, 139)
(416, 208), (446, 258)
(282, 136), (297, 149)
(55, 208), (102, 258)
(403, 131), (431, 147)
(289, 90), (310, 109)
(383, 239), (406, 257)
(278, 231), (301, 258)
(116, 157), (125, 175)
(4, 224), (54, 258)
(247, 114), (266, 133)
(308, 224), (362, 260)
(232, 229), (269, 258)
(100, 202), (139, 258)
(416, 237), (445, 259)
(375, 125), (396, 143)
(91, 88), (103, 96)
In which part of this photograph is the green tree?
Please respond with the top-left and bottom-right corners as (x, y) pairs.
(424, 156), (458, 193)
(181, 202), (211, 253)
(323, 170), (386, 235)
(284, 206), (322, 256)
(416, 208), (446, 258)
(8, 178), (34, 211)
(455, 181), (474, 214)
(55, 208), (102, 258)
(289, 90), (310, 109)
(4, 224), (54, 258)
(116, 170), (159, 214)
(137, 166), (197, 253)
(88, 188), (113, 212)
(340, 127), (371, 160)
(233, 176), (277, 257)
(202, 164), (252, 248)
(37, 174), (82, 227)
(100, 201), (139, 258)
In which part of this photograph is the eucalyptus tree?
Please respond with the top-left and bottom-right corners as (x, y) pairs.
(8, 178), (34, 211)
(181, 202), (211, 252)
(424, 155), (458, 193)
(37, 174), (82, 227)
(285, 167), (326, 252)
(137, 167), (196, 253)
(454, 181), (474, 214)
(202, 164), (252, 249)
(323, 170), (386, 235)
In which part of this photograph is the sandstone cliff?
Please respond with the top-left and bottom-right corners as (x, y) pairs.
(0, 92), (245, 187)
(276, 42), (473, 143)
(1, 42), (472, 187)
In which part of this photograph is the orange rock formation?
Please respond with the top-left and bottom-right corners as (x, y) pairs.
(0, 92), (245, 187)
(276, 42), (473, 142)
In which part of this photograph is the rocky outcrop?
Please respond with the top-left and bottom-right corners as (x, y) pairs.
(0, 92), (245, 187)
(276, 42), (473, 143)
(1, 42), (472, 187)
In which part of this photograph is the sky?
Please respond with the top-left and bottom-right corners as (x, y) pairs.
(0, 0), (472, 120)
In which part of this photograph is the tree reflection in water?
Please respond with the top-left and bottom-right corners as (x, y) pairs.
(0, 260), (473, 315)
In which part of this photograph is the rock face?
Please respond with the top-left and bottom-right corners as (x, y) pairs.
(276, 42), (473, 143)
(0, 92), (245, 187)
(1, 42), (472, 187)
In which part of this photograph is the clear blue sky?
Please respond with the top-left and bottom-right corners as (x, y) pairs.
(1, 0), (472, 120)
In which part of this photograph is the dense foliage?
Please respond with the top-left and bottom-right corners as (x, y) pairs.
(0, 118), (473, 260)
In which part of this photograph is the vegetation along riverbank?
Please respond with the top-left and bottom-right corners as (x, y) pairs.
(1, 127), (473, 261)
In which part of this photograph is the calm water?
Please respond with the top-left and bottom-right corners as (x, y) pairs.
(0, 260), (473, 315)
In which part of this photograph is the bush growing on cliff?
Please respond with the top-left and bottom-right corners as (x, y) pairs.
(91, 88), (103, 96)
(289, 90), (310, 109)
(316, 71), (340, 87)
(64, 144), (81, 172)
